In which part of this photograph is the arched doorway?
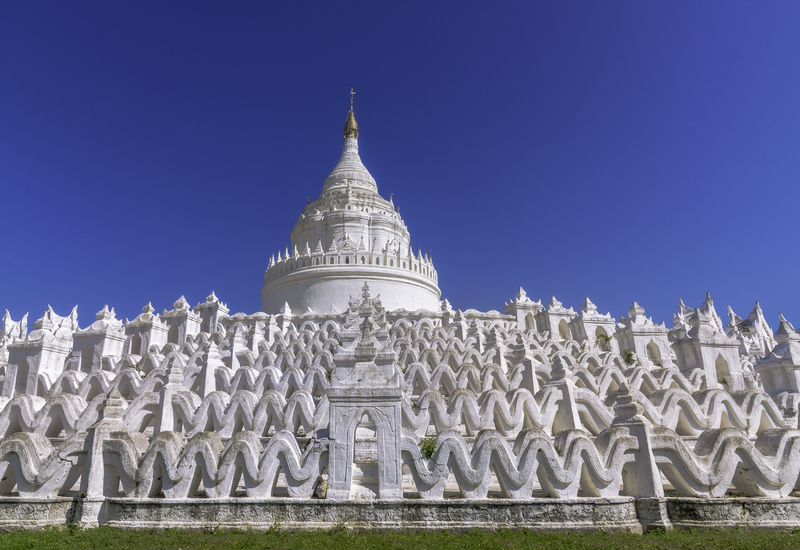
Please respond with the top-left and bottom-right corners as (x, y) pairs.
(525, 313), (535, 331)
(14, 358), (29, 395)
(646, 341), (662, 367)
(130, 334), (143, 355)
(558, 319), (571, 341)
(715, 354), (730, 387)
(595, 327), (610, 351)
(351, 411), (379, 499)
(80, 343), (94, 373)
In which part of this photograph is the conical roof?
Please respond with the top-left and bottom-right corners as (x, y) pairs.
(320, 109), (377, 195)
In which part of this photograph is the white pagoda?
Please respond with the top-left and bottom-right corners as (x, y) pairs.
(260, 104), (441, 314)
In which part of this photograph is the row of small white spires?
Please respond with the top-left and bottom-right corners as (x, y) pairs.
(266, 239), (437, 281)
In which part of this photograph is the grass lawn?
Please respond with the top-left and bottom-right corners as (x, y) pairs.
(0, 527), (797, 550)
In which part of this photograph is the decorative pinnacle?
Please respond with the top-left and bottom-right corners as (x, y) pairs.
(344, 111), (358, 139)
(344, 89), (359, 139)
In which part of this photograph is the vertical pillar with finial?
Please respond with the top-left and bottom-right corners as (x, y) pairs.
(344, 88), (359, 140)
(78, 387), (137, 526)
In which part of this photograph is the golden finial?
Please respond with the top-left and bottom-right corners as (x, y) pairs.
(344, 88), (359, 139)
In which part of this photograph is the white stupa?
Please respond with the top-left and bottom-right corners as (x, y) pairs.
(260, 101), (441, 314)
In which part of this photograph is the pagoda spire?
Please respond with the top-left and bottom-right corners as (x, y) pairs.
(344, 88), (359, 139)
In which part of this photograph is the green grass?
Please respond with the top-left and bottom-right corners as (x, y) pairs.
(0, 527), (797, 550)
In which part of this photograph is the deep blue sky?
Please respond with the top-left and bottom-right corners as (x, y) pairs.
(1, 2), (799, 330)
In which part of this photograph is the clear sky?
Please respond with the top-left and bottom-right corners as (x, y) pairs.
(1, 2), (799, 330)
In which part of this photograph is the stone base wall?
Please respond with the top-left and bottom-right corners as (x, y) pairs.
(0, 497), (77, 531)
(1, 497), (799, 533)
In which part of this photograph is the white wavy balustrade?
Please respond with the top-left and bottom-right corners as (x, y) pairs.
(0, 432), (83, 497)
(401, 427), (636, 499)
(0, 302), (797, 506)
(104, 430), (328, 498)
(652, 427), (800, 497)
(402, 387), (555, 436)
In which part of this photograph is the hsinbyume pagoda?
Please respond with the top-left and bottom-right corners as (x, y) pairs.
(2, 95), (800, 533)
(261, 103), (440, 314)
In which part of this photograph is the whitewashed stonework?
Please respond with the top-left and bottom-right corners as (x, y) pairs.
(670, 294), (744, 390)
(261, 109), (441, 315)
(2, 107), (800, 533)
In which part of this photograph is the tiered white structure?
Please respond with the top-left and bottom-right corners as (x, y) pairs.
(261, 107), (440, 314)
(2, 105), (800, 533)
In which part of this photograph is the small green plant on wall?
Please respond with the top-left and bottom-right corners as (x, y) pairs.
(623, 350), (636, 366)
(131, 364), (146, 379)
(596, 333), (612, 349)
(420, 436), (437, 460)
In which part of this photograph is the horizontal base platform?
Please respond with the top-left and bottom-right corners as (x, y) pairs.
(0, 497), (798, 533)
(106, 497), (642, 533)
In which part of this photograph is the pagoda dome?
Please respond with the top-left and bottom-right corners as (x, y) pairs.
(261, 106), (441, 315)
